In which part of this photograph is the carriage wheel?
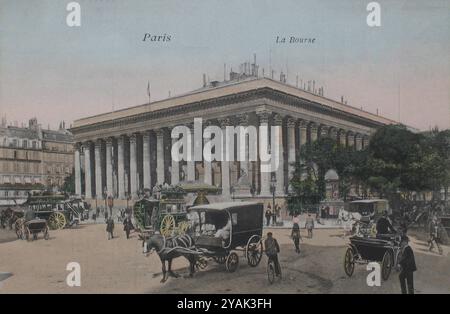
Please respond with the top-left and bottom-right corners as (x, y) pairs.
(213, 256), (226, 264)
(176, 221), (190, 235)
(381, 251), (393, 281)
(246, 235), (263, 267)
(25, 228), (31, 241)
(344, 248), (355, 277)
(48, 212), (66, 230)
(160, 215), (175, 237)
(15, 218), (25, 239)
(225, 252), (239, 273)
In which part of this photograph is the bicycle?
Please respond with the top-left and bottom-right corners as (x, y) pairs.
(267, 256), (282, 284)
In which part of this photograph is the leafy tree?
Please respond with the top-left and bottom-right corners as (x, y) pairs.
(62, 168), (76, 194)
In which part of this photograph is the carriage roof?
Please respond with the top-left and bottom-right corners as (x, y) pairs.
(190, 201), (261, 212)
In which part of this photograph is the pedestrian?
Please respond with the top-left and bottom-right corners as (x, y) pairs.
(428, 217), (443, 255)
(398, 235), (417, 294)
(305, 213), (315, 238)
(291, 222), (302, 254)
(123, 214), (134, 239)
(264, 232), (281, 277)
(92, 211), (97, 223)
(106, 217), (114, 240)
(265, 208), (272, 227)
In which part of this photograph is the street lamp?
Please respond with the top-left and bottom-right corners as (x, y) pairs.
(270, 175), (277, 217)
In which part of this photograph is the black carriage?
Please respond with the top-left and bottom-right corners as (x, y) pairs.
(187, 201), (264, 272)
(21, 219), (49, 241)
(344, 234), (403, 281)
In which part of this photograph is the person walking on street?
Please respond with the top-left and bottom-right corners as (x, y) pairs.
(265, 208), (272, 227)
(428, 217), (443, 255)
(291, 222), (302, 254)
(398, 235), (417, 294)
(123, 214), (134, 239)
(305, 213), (315, 238)
(264, 232), (281, 277)
(106, 217), (114, 240)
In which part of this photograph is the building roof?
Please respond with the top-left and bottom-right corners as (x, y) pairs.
(73, 77), (398, 128)
(42, 129), (73, 142)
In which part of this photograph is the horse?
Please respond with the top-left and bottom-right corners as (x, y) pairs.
(143, 233), (198, 283)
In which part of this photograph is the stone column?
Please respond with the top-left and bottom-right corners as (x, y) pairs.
(299, 120), (308, 147)
(142, 131), (151, 189)
(355, 134), (363, 151)
(273, 114), (284, 196)
(236, 113), (249, 178)
(94, 139), (103, 199)
(117, 135), (126, 199)
(129, 134), (138, 198)
(219, 118), (231, 198)
(83, 141), (92, 199)
(170, 128), (180, 185)
(156, 129), (165, 184)
(287, 117), (296, 192)
(257, 109), (271, 197)
(362, 136), (370, 149)
(186, 124), (196, 182)
(347, 132), (355, 148)
(74, 143), (82, 196)
(203, 122), (212, 185)
(105, 138), (113, 196)
(339, 129), (347, 146)
(310, 123), (318, 142)
(329, 127), (338, 144)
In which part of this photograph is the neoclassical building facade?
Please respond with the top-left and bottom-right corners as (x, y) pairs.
(71, 77), (396, 204)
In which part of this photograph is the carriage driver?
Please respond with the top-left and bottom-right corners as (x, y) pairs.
(376, 210), (396, 236)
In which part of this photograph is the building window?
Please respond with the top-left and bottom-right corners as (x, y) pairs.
(32, 141), (37, 149)
(23, 140), (28, 149)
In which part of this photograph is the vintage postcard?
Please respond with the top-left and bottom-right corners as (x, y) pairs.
(0, 0), (449, 301)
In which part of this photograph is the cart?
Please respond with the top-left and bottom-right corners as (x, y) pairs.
(344, 234), (403, 281)
(21, 219), (50, 241)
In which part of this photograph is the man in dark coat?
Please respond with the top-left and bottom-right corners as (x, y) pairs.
(376, 211), (396, 236)
(106, 217), (114, 240)
(123, 214), (134, 239)
(398, 235), (417, 294)
(265, 208), (272, 227)
(264, 232), (281, 276)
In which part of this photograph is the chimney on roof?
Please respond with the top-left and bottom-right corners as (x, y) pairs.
(341, 96), (344, 103)
(203, 74), (207, 87)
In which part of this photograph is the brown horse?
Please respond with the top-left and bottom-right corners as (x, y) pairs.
(143, 233), (198, 283)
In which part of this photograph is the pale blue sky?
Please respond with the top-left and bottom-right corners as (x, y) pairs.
(0, 0), (449, 130)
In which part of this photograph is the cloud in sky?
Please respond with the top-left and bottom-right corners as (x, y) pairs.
(0, 0), (449, 130)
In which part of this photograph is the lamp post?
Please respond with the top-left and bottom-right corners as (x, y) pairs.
(270, 175), (276, 218)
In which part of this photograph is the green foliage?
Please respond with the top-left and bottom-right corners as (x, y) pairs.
(288, 124), (450, 212)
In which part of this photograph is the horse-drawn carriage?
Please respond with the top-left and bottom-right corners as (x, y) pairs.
(143, 201), (264, 281)
(134, 185), (189, 237)
(20, 219), (50, 241)
(187, 202), (264, 272)
(344, 233), (403, 281)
